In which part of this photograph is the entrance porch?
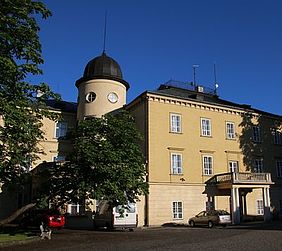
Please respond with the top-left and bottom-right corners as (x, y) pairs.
(205, 172), (274, 224)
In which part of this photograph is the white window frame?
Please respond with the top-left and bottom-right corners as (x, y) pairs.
(201, 118), (211, 137)
(252, 126), (261, 143)
(170, 153), (183, 174)
(276, 160), (282, 178)
(229, 161), (238, 173)
(68, 203), (85, 215)
(257, 200), (264, 215)
(254, 158), (263, 173)
(203, 155), (213, 175)
(170, 113), (182, 133)
(85, 92), (96, 103)
(172, 201), (183, 219)
(274, 129), (282, 145)
(226, 122), (235, 139)
(55, 121), (68, 139)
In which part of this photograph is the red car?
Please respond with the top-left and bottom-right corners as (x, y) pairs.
(20, 209), (65, 229)
(46, 213), (65, 229)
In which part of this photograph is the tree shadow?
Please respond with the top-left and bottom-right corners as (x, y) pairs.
(239, 110), (282, 210)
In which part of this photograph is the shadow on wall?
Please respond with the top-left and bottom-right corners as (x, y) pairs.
(238, 112), (280, 172)
(239, 111), (282, 207)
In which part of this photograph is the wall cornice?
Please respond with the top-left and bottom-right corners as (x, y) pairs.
(146, 93), (253, 117)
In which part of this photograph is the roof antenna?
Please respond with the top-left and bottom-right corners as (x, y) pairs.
(192, 64), (199, 87)
(102, 11), (108, 54)
(213, 62), (219, 94)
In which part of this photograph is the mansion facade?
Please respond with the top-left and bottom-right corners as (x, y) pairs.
(2, 51), (281, 226)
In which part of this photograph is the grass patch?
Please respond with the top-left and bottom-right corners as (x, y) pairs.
(0, 232), (36, 243)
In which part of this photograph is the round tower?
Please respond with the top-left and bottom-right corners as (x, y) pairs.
(76, 52), (130, 120)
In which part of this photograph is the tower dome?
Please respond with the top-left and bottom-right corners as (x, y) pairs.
(76, 52), (129, 90)
(76, 51), (130, 119)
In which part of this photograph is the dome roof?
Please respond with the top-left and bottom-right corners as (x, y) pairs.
(76, 52), (129, 89)
(83, 52), (122, 79)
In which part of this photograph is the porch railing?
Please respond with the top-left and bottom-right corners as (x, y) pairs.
(207, 172), (273, 185)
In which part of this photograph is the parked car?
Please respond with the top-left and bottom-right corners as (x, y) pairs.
(188, 210), (231, 228)
(20, 209), (65, 229)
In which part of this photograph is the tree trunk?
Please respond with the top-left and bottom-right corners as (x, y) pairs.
(0, 203), (36, 226)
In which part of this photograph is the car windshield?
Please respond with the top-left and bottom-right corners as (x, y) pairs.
(196, 211), (206, 217)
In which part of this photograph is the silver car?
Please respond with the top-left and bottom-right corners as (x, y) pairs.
(188, 210), (231, 228)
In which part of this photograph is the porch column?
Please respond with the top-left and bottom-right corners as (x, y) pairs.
(231, 187), (240, 224)
(263, 187), (271, 222)
(242, 194), (247, 218)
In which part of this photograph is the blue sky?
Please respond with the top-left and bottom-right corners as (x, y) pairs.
(34, 0), (282, 115)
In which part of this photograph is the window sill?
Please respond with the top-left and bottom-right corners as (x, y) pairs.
(200, 135), (212, 138)
(169, 131), (183, 134)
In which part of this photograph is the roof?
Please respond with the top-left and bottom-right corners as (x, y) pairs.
(75, 52), (130, 90)
(128, 80), (282, 119)
(45, 99), (77, 113)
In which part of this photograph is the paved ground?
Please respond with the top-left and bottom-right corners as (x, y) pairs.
(1, 221), (282, 251)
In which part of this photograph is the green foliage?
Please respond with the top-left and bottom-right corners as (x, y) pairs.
(0, 0), (60, 185)
(47, 111), (148, 207)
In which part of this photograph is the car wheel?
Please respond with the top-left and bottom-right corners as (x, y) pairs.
(106, 223), (113, 231)
(189, 220), (195, 227)
(208, 221), (213, 228)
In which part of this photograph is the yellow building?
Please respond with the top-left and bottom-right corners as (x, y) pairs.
(2, 51), (281, 226)
(127, 81), (282, 225)
(40, 53), (282, 226)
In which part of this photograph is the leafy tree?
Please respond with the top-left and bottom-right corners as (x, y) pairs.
(45, 111), (148, 208)
(0, 0), (59, 186)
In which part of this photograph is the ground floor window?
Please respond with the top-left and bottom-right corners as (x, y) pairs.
(257, 200), (264, 215)
(172, 201), (183, 219)
(68, 203), (85, 215)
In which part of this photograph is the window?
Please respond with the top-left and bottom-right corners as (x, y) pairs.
(276, 160), (282, 178)
(68, 203), (85, 215)
(171, 153), (183, 174)
(170, 114), (181, 133)
(55, 122), (68, 139)
(252, 126), (261, 143)
(172, 201), (183, 219)
(257, 200), (264, 215)
(85, 92), (96, 103)
(254, 158), (263, 173)
(229, 161), (238, 173)
(115, 203), (136, 213)
(274, 130), (282, 145)
(201, 118), (211, 136)
(226, 122), (235, 139)
(53, 156), (66, 162)
(203, 156), (213, 175)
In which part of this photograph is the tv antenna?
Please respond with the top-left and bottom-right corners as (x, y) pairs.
(102, 11), (108, 53)
(192, 64), (199, 87)
(213, 62), (219, 94)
